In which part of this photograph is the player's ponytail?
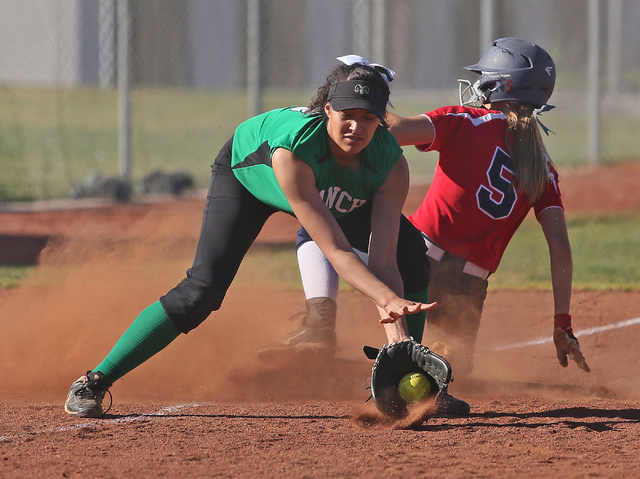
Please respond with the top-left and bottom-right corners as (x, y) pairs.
(503, 101), (556, 202)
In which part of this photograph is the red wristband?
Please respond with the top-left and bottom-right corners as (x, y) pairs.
(554, 313), (572, 329)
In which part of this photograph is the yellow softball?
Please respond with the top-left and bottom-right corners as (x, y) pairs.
(398, 372), (431, 402)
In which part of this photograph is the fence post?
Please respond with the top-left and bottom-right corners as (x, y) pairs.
(480, 0), (494, 53)
(372, 0), (386, 64)
(606, 0), (622, 99)
(247, 0), (262, 118)
(587, 0), (601, 166)
(117, 0), (132, 181)
(99, 0), (116, 88)
(353, 0), (371, 59)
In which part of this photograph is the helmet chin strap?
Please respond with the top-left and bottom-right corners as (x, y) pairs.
(533, 105), (555, 136)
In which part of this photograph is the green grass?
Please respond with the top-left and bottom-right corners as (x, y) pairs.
(0, 266), (34, 289)
(492, 211), (640, 290)
(0, 87), (315, 201)
(0, 87), (639, 200)
(235, 242), (302, 290)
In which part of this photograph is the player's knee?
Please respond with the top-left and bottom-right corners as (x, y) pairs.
(160, 284), (223, 333)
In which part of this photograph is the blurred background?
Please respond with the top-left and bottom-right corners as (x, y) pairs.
(0, 0), (639, 202)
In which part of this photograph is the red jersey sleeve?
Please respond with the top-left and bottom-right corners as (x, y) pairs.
(414, 107), (459, 153)
(533, 159), (564, 217)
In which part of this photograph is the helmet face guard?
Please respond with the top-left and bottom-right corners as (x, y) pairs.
(458, 76), (498, 108)
(459, 37), (556, 109)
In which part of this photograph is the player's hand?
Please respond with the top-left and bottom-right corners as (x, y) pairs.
(553, 314), (590, 373)
(379, 300), (437, 324)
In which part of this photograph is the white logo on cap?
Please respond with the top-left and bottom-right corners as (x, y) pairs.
(354, 84), (370, 95)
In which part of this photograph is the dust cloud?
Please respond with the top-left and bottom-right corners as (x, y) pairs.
(2, 192), (640, 410)
(0, 201), (380, 407)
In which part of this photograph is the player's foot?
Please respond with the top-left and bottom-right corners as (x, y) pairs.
(435, 392), (470, 417)
(64, 371), (112, 418)
(258, 297), (337, 361)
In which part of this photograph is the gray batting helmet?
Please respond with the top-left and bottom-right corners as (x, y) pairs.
(459, 37), (556, 109)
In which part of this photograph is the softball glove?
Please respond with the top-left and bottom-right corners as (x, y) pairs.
(363, 339), (453, 418)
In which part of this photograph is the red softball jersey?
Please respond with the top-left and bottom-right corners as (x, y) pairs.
(408, 105), (563, 273)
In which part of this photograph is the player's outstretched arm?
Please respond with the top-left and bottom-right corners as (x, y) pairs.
(539, 207), (589, 372)
(368, 155), (437, 341)
(272, 148), (433, 334)
(386, 112), (435, 147)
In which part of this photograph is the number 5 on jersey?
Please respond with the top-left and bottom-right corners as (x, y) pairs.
(476, 147), (516, 219)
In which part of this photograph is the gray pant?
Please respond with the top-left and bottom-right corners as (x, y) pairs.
(425, 254), (489, 376)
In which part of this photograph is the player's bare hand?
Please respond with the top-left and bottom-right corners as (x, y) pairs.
(553, 327), (590, 373)
(379, 300), (437, 324)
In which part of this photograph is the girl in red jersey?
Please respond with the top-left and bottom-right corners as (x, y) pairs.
(285, 39), (589, 382)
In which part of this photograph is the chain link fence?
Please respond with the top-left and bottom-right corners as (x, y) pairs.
(0, 0), (639, 202)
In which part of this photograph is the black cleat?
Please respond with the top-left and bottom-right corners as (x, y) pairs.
(64, 371), (112, 418)
(435, 392), (471, 417)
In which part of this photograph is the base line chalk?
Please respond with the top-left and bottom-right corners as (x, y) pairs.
(0, 403), (200, 443)
(491, 315), (640, 351)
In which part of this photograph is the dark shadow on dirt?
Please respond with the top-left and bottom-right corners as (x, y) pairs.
(414, 406), (640, 432)
(99, 412), (349, 421)
(475, 406), (640, 421)
(457, 378), (621, 399)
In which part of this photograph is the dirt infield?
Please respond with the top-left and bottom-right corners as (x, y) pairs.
(1, 162), (640, 478)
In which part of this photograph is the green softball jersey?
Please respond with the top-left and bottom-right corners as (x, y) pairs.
(231, 107), (403, 218)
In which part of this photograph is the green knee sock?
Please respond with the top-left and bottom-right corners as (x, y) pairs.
(94, 301), (181, 383)
(404, 289), (428, 344)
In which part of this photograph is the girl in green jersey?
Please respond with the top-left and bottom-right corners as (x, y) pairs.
(64, 60), (433, 418)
